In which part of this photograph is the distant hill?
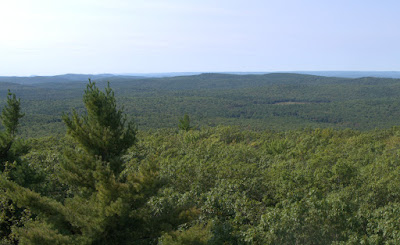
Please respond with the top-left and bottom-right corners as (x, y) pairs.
(119, 72), (202, 77)
(119, 71), (400, 79)
(0, 74), (144, 85)
(288, 71), (400, 78)
(1, 71), (400, 85)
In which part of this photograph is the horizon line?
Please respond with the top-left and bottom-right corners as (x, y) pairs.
(2, 70), (400, 78)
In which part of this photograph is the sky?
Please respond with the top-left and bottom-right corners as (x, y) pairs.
(0, 0), (399, 76)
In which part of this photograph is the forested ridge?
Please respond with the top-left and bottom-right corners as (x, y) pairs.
(1, 75), (400, 244)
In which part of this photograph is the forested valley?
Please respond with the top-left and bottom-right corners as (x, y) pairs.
(1, 73), (400, 244)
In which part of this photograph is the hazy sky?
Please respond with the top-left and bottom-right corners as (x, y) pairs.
(1, 0), (399, 76)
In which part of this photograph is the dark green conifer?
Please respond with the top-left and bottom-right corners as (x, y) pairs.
(0, 81), (160, 244)
(1, 90), (24, 138)
(178, 114), (191, 131)
(0, 90), (25, 166)
(61, 80), (136, 194)
(0, 90), (29, 245)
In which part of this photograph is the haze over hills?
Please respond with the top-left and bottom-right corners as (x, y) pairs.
(118, 71), (400, 79)
(0, 74), (144, 85)
(294, 71), (400, 78)
(121, 71), (400, 79)
(99, 71), (400, 79)
(1, 71), (400, 85)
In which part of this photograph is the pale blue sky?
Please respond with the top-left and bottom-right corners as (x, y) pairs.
(0, 0), (399, 76)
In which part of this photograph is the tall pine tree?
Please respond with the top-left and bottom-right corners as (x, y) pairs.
(0, 81), (160, 244)
(61, 80), (136, 194)
(0, 90), (30, 245)
(0, 90), (25, 168)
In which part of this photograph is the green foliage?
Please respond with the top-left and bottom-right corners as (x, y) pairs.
(178, 114), (191, 131)
(0, 90), (25, 168)
(1, 90), (24, 138)
(158, 223), (212, 245)
(130, 127), (400, 244)
(5, 123), (400, 244)
(0, 81), (161, 244)
(63, 80), (136, 176)
(4, 75), (400, 243)
(0, 91), (33, 245)
(0, 195), (29, 245)
(5, 73), (400, 137)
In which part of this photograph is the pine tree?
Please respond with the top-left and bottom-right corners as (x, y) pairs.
(61, 80), (137, 194)
(0, 90), (25, 168)
(1, 90), (24, 138)
(0, 81), (160, 244)
(178, 114), (192, 131)
(0, 90), (29, 245)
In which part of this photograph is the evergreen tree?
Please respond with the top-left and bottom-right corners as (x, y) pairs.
(61, 80), (137, 193)
(0, 81), (160, 244)
(178, 114), (191, 132)
(0, 90), (25, 168)
(0, 91), (29, 245)
(1, 91), (24, 138)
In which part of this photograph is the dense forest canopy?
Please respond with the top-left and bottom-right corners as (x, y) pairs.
(1, 73), (400, 137)
(1, 74), (400, 244)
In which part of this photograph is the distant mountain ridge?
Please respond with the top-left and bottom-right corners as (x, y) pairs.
(0, 74), (144, 85)
(118, 71), (400, 78)
(293, 71), (400, 78)
(1, 71), (400, 85)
